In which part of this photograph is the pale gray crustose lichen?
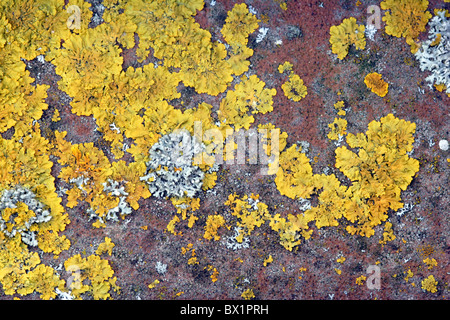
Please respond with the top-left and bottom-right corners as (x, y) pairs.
(414, 11), (450, 93)
(140, 129), (205, 199)
(0, 185), (52, 246)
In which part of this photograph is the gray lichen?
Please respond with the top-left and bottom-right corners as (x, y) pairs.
(414, 11), (450, 93)
(140, 129), (205, 199)
(88, 178), (132, 224)
(0, 185), (52, 246)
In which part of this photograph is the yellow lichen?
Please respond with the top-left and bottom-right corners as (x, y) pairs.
(0, 0), (436, 300)
(96, 237), (115, 256)
(336, 256), (346, 263)
(334, 100), (346, 116)
(203, 214), (226, 241)
(0, 235), (65, 299)
(225, 193), (269, 243)
(278, 61), (294, 74)
(421, 275), (438, 293)
(126, 0), (232, 96)
(241, 288), (255, 300)
(205, 265), (219, 283)
(218, 74), (277, 131)
(281, 74), (308, 102)
(355, 275), (366, 285)
(258, 123), (288, 175)
(0, 126), (70, 253)
(329, 17), (366, 60)
(327, 117), (348, 141)
(404, 269), (414, 282)
(170, 197), (201, 230)
(148, 279), (160, 289)
(379, 221), (396, 245)
(64, 253), (119, 299)
(381, 0), (432, 53)
(0, 42), (50, 138)
(46, 26), (123, 112)
(221, 3), (259, 46)
(263, 255), (273, 266)
(166, 215), (181, 236)
(336, 114), (419, 237)
(274, 144), (319, 202)
(268, 213), (313, 251)
(274, 114), (419, 247)
(423, 257), (438, 270)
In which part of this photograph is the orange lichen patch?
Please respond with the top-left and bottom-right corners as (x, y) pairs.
(364, 72), (389, 97)
(418, 244), (435, 257)
(381, 0), (432, 53)
(329, 17), (366, 60)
